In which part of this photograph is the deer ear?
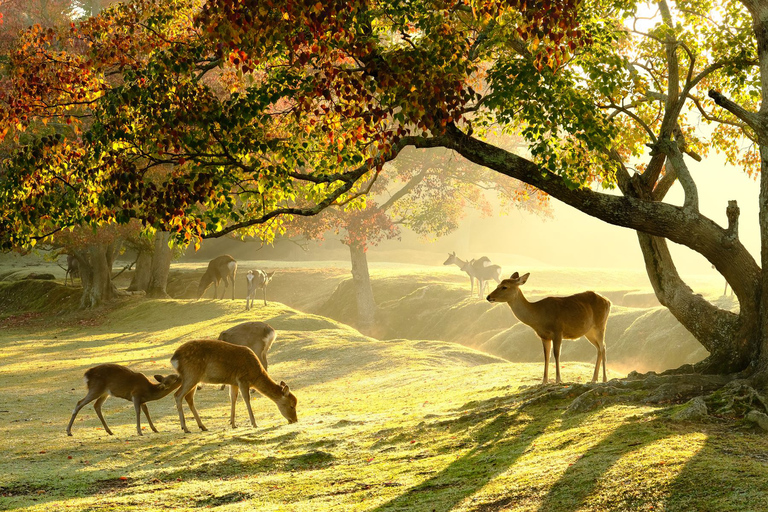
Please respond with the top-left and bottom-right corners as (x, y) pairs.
(518, 273), (530, 284)
(280, 381), (291, 395)
(268, 271), (276, 277)
(153, 375), (165, 383)
(510, 272), (519, 279)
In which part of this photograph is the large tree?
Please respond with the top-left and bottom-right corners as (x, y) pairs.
(2, 0), (768, 384)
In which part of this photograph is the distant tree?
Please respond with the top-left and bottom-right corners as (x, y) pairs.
(290, 145), (548, 332)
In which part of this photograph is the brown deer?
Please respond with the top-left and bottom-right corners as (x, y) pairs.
(245, 270), (276, 309)
(197, 255), (237, 300)
(487, 272), (611, 384)
(66, 364), (182, 436)
(63, 254), (79, 287)
(444, 252), (502, 298)
(219, 321), (276, 371)
(170, 339), (297, 432)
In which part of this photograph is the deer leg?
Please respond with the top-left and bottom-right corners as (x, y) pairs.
(541, 338), (552, 384)
(93, 395), (113, 435)
(132, 396), (145, 436)
(469, 275), (474, 297)
(229, 384), (239, 428)
(239, 382), (257, 428)
(141, 403), (159, 433)
(184, 388), (207, 431)
(263, 288), (267, 306)
(586, 330), (607, 383)
(67, 390), (103, 436)
(261, 350), (269, 372)
(175, 382), (198, 433)
(552, 334), (563, 384)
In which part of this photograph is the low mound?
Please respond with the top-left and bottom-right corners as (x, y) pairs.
(0, 280), (80, 319)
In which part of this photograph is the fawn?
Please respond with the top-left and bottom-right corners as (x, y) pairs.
(66, 364), (181, 436)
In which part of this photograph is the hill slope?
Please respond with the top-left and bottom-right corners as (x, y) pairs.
(1, 297), (766, 511)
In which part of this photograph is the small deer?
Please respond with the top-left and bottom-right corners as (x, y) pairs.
(66, 364), (182, 436)
(487, 272), (611, 384)
(197, 255), (237, 300)
(64, 254), (79, 287)
(444, 252), (502, 299)
(245, 270), (276, 309)
(170, 339), (298, 432)
(219, 321), (276, 371)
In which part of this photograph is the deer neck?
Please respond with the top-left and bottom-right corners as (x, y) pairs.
(253, 372), (285, 402)
(506, 290), (539, 326)
(146, 382), (179, 401)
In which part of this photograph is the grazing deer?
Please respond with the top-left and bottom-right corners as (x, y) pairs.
(197, 255), (237, 300)
(219, 321), (277, 371)
(443, 252), (502, 299)
(245, 270), (276, 309)
(487, 272), (611, 384)
(170, 339), (298, 432)
(66, 364), (182, 436)
(64, 254), (79, 287)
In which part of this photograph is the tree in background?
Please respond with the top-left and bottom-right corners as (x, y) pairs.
(4, 0), (768, 389)
(291, 145), (548, 333)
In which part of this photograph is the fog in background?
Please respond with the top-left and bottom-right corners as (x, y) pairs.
(193, 149), (758, 289)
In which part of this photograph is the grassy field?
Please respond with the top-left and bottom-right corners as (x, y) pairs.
(1, 288), (768, 511)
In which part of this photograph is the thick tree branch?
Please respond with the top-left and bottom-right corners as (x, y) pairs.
(709, 90), (762, 133)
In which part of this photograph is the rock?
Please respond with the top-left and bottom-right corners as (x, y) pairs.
(671, 397), (708, 421)
(23, 273), (55, 280)
(746, 410), (768, 431)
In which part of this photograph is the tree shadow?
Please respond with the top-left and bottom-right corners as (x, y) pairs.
(662, 425), (768, 510)
(368, 393), (570, 512)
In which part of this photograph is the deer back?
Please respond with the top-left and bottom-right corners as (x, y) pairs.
(171, 339), (266, 386)
(219, 321), (277, 354)
(83, 363), (180, 401)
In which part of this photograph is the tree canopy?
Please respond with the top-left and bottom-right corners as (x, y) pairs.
(3, 0), (768, 376)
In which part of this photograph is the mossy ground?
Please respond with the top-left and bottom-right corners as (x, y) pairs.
(1, 294), (767, 511)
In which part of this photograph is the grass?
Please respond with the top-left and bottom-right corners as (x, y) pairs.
(1, 290), (768, 512)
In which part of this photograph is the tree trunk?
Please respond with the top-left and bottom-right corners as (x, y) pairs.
(637, 233), (757, 373)
(74, 242), (119, 308)
(349, 242), (376, 334)
(146, 231), (172, 298)
(127, 250), (152, 292)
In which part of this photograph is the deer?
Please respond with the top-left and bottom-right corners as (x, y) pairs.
(59, 254), (80, 287)
(486, 272), (611, 384)
(170, 339), (298, 433)
(245, 269), (276, 309)
(443, 252), (502, 299)
(66, 364), (182, 436)
(219, 321), (276, 371)
(197, 255), (237, 300)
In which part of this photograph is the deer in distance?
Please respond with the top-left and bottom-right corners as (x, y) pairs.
(245, 269), (276, 309)
(171, 339), (298, 432)
(197, 255), (237, 300)
(487, 272), (611, 384)
(443, 252), (502, 299)
(66, 364), (182, 436)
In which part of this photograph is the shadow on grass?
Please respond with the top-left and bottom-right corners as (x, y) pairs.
(663, 425), (768, 511)
(368, 393), (569, 512)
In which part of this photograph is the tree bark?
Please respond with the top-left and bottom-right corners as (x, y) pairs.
(74, 242), (119, 308)
(127, 250), (152, 292)
(349, 242), (376, 334)
(146, 231), (172, 298)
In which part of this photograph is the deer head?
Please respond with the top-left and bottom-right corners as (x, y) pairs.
(443, 252), (458, 265)
(487, 272), (530, 302)
(275, 381), (298, 423)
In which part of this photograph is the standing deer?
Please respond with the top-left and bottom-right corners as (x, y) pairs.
(171, 339), (297, 432)
(443, 252), (502, 299)
(64, 254), (79, 287)
(66, 364), (182, 436)
(197, 255), (237, 300)
(487, 272), (611, 384)
(245, 270), (276, 309)
(219, 321), (276, 371)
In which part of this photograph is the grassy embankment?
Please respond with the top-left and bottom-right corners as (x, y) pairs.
(1, 278), (766, 511)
